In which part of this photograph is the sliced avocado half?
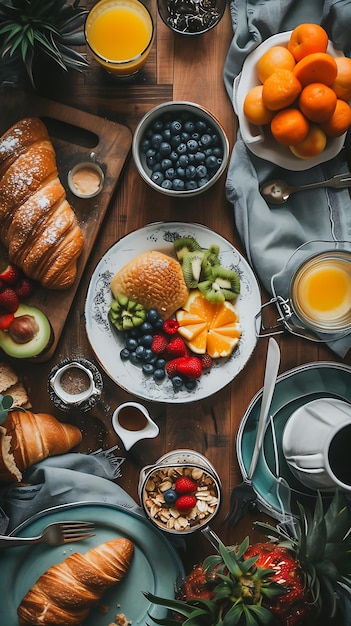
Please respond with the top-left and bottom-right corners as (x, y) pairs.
(0, 304), (53, 359)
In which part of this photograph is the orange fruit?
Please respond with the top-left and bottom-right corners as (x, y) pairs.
(175, 290), (241, 358)
(320, 98), (351, 136)
(256, 45), (296, 83)
(262, 69), (302, 111)
(243, 85), (275, 125)
(290, 124), (327, 158)
(330, 56), (351, 101)
(293, 52), (337, 86)
(288, 23), (329, 62)
(270, 108), (310, 146)
(299, 82), (337, 122)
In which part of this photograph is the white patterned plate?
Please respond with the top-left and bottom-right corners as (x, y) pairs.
(85, 222), (261, 403)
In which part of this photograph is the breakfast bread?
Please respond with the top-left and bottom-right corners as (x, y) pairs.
(0, 117), (84, 290)
(0, 409), (82, 484)
(17, 537), (134, 626)
(110, 250), (189, 319)
(0, 361), (31, 408)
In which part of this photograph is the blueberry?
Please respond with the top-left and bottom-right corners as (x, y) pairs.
(172, 375), (184, 389)
(140, 138), (151, 153)
(150, 133), (163, 149)
(195, 120), (208, 133)
(178, 154), (189, 167)
(213, 146), (223, 158)
(135, 345), (146, 359)
(164, 489), (177, 504)
(196, 165), (207, 179)
(161, 158), (172, 170)
(146, 154), (157, 168)
(151, 171), (164, 185)
(184, 120), (195, 133)
(170, 120), (182, 134)
(170, 150), (179, 162)
(156, 358), (166, 369)
(125, 338), (138, 351)
(159, 142), (172, 156)
(185, 165), (196, 180)
(162, 128), (171, 141)
(154, 368), (166, 381)
(176, 143), (187, 155)
(129, 351), (139, 365)
(142, 363), (155, 376)
(200, 133), (212, 147)
(153, 119), (164, 132)
(187, 139), (198, 153)
(173, 179), (185, 191)
(181, 132), (191, 142)
(171, 134), (182, 148)
(140, 321), (153, 334)
(165, 167), (176, 180)
(120, 348), (130, 360)
(176, 167), (186, 178)
(194, 151), (206, 164)
(144, 348), (154, 362)
(185, 378), (197, 391)
(185, 180), (198, 190)
(205, 155), (219, 169)
(139, 334), (153, 347)
(161, 179), (173, 190)
(147, 308), (160, 324)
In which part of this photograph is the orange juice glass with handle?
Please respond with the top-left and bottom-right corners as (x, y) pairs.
(85, 0), (154, 77)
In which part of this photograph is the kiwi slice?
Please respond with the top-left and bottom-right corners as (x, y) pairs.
(182, 250), (205, 288)
(198, 266), (240, 302)
(109, 296), (147, 331)
(174, 237), (202, 262)
(200, 244), (220, 279)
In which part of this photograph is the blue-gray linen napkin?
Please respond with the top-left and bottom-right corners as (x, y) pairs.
(224, 0), (351, 357)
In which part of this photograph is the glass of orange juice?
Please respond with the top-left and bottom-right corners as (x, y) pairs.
(290, 250), (351, 334)
(85, 0), (154, 77)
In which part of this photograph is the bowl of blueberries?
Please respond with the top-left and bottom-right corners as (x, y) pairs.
(132, 101), (229, 197)
(157, 0), (226, 37)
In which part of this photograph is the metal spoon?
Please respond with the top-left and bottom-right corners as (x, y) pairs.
(260, 172), (351, 204)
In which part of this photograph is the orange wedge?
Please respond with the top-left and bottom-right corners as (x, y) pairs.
(176, 289), (241, 358)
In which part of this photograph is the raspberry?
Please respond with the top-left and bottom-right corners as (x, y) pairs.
(175, 476), (197, 494)
(166, 336), (187, 358)
(176, 495), (197, 513)
(151, 334), (168, 354)
(163, 319), (179, 334)
(200, 353), (213, 370)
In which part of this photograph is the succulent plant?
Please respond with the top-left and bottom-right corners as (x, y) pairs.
(0, 0), (88, 87)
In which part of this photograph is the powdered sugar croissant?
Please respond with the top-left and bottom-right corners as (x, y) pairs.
(17, 537), (134, 625)
(0, 117), (84, 290)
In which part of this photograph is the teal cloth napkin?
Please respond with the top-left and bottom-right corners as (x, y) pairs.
(0, 450), (143, 534)
(224, 0), (351, 357)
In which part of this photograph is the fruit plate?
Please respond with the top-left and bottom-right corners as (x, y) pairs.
(85, 222), (261, 403)
(0, 502), (184, 626)
(237, 362), (351, 520)
(233, 31), (345, 171)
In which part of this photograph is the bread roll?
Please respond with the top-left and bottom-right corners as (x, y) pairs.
(0, 117), (84, 290)
(0, 409), (82, 484)
(110, 250), (189, 319)
(17, 537), (134, 626)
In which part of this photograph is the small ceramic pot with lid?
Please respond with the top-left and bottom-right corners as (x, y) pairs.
(68, 153), (105, 199)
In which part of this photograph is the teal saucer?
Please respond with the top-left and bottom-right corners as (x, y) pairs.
(237, 362), (351, 519)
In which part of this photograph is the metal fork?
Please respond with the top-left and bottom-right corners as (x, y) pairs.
(0, 521), (95, 549)
(223, 338), (280, 527)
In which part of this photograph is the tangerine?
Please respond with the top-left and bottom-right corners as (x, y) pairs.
(293, 52), (337, 86)
(288, 23), (329, 62)
(257, 45), (296, 83)
(262, 69), (302, 111)
(290, 124), (327, 158)
(176, 290), (241, 358)
(330, 56), (351, 101)
(270, 108), (310, 146)
(243, 85), (275, 125)
(320, 98), (351, 136)
(299, 82), (337, 122)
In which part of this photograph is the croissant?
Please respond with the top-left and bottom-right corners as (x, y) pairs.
(0, 117), (84, 290)
(0, 409), (82, 484)
(17, 537), (134, 626)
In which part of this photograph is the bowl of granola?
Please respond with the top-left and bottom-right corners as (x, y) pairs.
(138, 449), (221, 535)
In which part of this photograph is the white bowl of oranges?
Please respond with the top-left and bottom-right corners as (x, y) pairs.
(234, 24), (351, 170)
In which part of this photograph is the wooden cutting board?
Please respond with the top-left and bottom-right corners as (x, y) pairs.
(0, 86), (132, 362)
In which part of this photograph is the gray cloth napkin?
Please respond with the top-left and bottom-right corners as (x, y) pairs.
(224, 0), (351, 357)
(0, 449), (144, 534)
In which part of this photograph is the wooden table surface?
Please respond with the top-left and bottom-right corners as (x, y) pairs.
(7, 1), (351, 572)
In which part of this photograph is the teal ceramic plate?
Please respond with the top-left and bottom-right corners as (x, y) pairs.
(0, 502), (184, 626)
(237, 362), (351, 519)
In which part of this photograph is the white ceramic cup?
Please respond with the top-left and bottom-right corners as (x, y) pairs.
(112, 402), (159, 450)
(50, 361), (101, 406)
(282, 398), (351, 491)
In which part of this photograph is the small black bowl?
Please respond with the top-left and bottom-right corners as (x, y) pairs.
(157, 0), (226, 36)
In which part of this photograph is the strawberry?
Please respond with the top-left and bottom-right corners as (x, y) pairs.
(176, 356), (202, 379)
(0, 264), (21, 285)
(166, 336), (187, 358)
(200, 353), (213, 370)
(151, 334), (168, 354)
(0, 312), (15, 331)
(15, 277), (34, 299)
(0, 287), (19, 313)
(175, 476), (197, 494)
(175, 495), (197, 513)
(163, 319), (179, 334)
(165, 358), (181, 378)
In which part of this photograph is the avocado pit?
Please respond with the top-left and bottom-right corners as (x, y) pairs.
(8, 314), (39, 344)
